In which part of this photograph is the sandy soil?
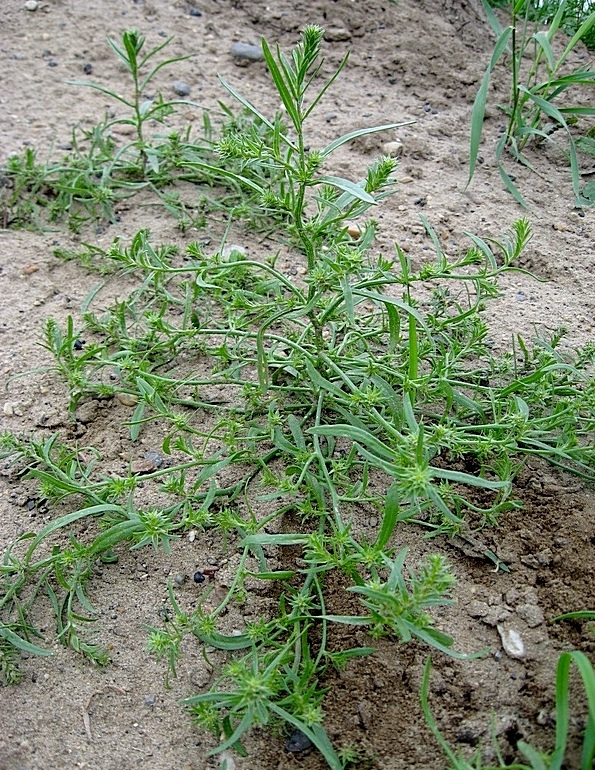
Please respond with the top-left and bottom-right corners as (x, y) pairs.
(1, 1), (594, 769)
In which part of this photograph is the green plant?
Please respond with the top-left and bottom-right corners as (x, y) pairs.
(2, 23), (595, 770)
(421, 652), (595, 769)
(0, 31), (220, 228)
(69, 30), (194, 173)
(470, 0), (595, 205)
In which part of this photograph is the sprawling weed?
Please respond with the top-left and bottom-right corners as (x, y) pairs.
(1, 24), (595, 768)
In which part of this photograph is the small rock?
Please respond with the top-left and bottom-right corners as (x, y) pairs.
(497, 625), (525, 659)
(346, 223), (361, 239)
(221, 244), (247, 259)
(22, 264), (40, 275)
(467, 600), (489, 618)
(515, 291), (526, 302)
(172, 81), (190, 97)
(36, 411), (64, 428)
(324, 26), (351, 42)
(230, 42), (264, 64)
(83, 63), (93, 75)
(144, 450), (163, 467)
(76, 400), (99, 424)
(116, 392), (139, 407)
(130, 458), (159, 475)
(483, 607), (512, 627)
(188, 7), (202, 16)
(382, 140), (403, 158)
(174, 573), (186, 586)
(189, 666), (211, 688)
(516, 603), (544, 628)
(144, 694), (157, 706)
(24, 0), (38, 10)
(3, 402), (14, 417)
(285, 729), (313, 753)
(220, 751), (236, 770)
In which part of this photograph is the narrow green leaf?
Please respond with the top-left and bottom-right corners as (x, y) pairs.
(321, 123), (408, 157)
(318, 176), (377, 204)
(498, 163), (530, 208)
(375, 482), (401, 550)
(558, 9), (595, 68)
(309, 424), (395, 462)
(533, 30), (555, 71)
(0, 625), (52, 656)
(468, 26), (512, 186)
(431, 467), (510, 490)
(244, 570), (296, 580)
(269, 705), (343, 770)
(26, 505), (125, 559)
(129, 401), (146, 442)
(217, 76), (274, 130)
(66, 80), (133, 108)
(260, 39), (301, 131)
(241, 533), (309, 546)
(193, 631), (252, 650)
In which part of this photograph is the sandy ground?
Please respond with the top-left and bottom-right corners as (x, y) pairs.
(1, 1), (594, 769)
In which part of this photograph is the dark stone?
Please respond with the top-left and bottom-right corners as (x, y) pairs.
(285, 729), (313, 753)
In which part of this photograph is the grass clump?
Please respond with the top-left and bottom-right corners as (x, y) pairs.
(422, 650), (595, 769)
(470, 0), (595, 206)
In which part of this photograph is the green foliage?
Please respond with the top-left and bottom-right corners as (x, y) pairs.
(1, 24), (595, 770)
(470, 0), (595, 206)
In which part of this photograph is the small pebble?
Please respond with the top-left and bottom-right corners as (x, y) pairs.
(174, 573), (186, 586)
(230, 42), (264, 64)
(144, 694), (157, 706)
(221, 244), (247, 259)
(22, 264), (39, 275)
(193, 571), (205, 583)
(188, 7), (202, 15)
(516, 603), (544, 628)
(285, 729), (314, 753)
(130, 458), (159, 475)
(497, 625), (525, 659)
(515, 291), (526, 302)
(73, 339), (85, 350)
(144, 450), (163, 467)
(76, 400), (99, 424)
(116, 392), (138, 407)
(346, 224), (361, 239)
(83, 63), (93, 75)
(172, 80), (190, 97)
(467, 600), (489, 618)
(324, 26), (351, 42)
(382, 140), (403, 158)
(24, 0), (38, 9)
